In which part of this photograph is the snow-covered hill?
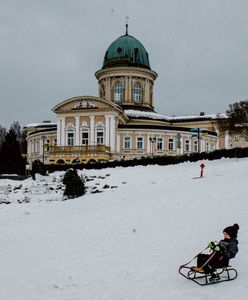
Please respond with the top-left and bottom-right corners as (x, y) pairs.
(0, 158), (247, 300)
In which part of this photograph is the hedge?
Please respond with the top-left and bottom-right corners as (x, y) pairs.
(37, 147), (248, 174)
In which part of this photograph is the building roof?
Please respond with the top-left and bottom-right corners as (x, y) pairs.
(24, 122), (57, 128)
(124, 109), (226, 122)
(102, 33), (150, 69)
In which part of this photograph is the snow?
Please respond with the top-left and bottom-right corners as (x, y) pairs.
(124, 109), (226, 121)
(24, 122), (57, 128)
(124, 109), (171, 121)
(0, 158), (247, 299)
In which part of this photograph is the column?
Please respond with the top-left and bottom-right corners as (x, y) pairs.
(61, 117), (65, 146)
(90, 115), (95, 145)
(216, 130), (220, 149)
(105, 115), (110, 146)
(75, 116), (80, 145)
(129, 76), (132, 103)
(147, 135), (151, 154)
(98, 82), (101, 97)
(40, 138), (43, 157)
(109, 115), (116, 150)
(144, 79), (149, 105)
(57, 118), (61, 146)
(116, 134), (120, 153)
(224, 131), (229, 149)
(125, 76), (128, 103)
(201, 139), (205, 152)
(106, 78), (111, 101)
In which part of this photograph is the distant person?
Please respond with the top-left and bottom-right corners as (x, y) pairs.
(195, 223), (239, 275)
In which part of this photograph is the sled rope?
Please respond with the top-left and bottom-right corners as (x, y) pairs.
(180, 246), (209, 268)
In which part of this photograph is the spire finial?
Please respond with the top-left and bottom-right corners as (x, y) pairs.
(125, 16), (130, 35)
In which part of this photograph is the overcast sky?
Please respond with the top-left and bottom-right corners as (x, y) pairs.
(1, 0), (248, 129)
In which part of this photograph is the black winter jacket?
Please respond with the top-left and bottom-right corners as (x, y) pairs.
(219, 238), (239, 259)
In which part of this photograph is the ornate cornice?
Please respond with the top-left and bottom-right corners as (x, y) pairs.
(95, 66), (158, 81)
(52, 95), (124, 115)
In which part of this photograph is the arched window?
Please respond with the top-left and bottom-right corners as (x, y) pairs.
(57, 159), (65, 164)
(133, 83), (141, 103)
(31, 141), (35, 153)
(114, 82), (123, 102)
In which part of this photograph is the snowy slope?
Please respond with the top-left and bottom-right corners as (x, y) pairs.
(0, 158), (247, 300)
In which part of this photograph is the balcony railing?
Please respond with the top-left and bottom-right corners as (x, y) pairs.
(49, 145), (111, 155)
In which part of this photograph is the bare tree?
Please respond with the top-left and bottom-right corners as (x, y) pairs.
(10, 121), (22, 142)
(223, 100), (248, 140)
(10, 121), (27, 154)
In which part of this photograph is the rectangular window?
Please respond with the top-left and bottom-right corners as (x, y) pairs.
(157, 138), (163, 150)
(67, 132), (74, 146)
(168, 138), (174, 150)
(136, 137), (143, 149)
(31, 141), (35, 153)
(53, 139), (57, 146)
(35, 141), (39, 153)
(124, 136), (131, 149)
(96, 131), (104, 145)
(81, 131), (89, 145)
(194, 141), (198, 152)
(185, 140), (190, 152)
(206, 142), (209, 152)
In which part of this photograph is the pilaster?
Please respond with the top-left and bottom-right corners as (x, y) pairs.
(61, 117), (65, 146)
(105, 115), (110, 146)
(75, 116), (80, 145)
(109, 115), (116, 150)
(90, 115), (95, 145)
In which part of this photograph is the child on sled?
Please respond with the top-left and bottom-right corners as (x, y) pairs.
(195, 223), (239, 275)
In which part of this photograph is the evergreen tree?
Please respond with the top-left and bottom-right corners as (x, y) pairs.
(63, 168), (86, 199)
(0, 129), (26, 174)
(0, 126), (7, 151)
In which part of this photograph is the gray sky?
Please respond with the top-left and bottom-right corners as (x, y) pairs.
(1, 0), (248, 129)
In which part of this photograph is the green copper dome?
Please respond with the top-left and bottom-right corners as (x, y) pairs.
(103, 34), (150, 69)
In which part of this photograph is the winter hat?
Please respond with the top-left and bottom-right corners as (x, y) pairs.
(223, 223), (239, 239)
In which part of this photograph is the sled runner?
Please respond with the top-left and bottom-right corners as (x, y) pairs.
(179, 265), (238, 286)
(179, 247), (238, 286)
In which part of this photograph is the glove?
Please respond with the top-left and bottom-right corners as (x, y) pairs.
(208, 241), (221, 251)
(208, 241), (215, 249)
(214, 245), (221, 251)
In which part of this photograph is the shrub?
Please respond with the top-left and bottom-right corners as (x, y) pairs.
(62, 168), (86, 199)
